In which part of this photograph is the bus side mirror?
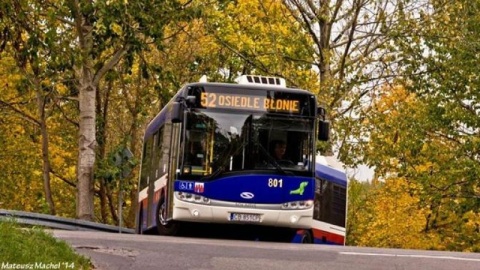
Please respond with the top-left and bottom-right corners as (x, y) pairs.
(186, 96), (196, 105)
(171, 102), (183, 123)
(318, 120), (330, 141)
(317, 107), (326, 117)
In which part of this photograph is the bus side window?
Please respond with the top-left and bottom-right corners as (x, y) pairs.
(140, 137), (153, 189)
(156, 128), (164, 174)
(332, 184), (346, 227)
(161, 122), (173, 174)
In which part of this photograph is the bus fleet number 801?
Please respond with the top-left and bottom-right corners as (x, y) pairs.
(268, 178), (283, 188)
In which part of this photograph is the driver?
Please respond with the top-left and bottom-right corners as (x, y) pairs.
(272, 140), (287, 160)
(270, 140), (294, 166)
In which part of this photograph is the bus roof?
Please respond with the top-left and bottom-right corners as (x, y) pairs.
(315, 162), (347, 187)
(185, 82), (312, 94)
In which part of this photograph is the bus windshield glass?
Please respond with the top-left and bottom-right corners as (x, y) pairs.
(180, 111), (315, 179)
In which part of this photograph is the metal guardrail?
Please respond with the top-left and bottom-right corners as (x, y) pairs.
(0, 209), (134, 234)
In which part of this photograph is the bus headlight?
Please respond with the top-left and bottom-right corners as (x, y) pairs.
(282, 200), (313, 210)
(182, 166), (191, 174)
(175, 192), (211, 205)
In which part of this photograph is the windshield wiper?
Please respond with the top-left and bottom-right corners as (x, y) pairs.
(201, 140), (247, 181)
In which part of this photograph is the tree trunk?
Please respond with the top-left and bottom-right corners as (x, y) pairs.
(126, 121), (139, 228)
(77, 79), (96, 221)
(106, 184), (119, 224)
(99, 181), (108, 223)
(96, 80), (109, 223)
(73, 0), (96, 221)
(72, 1), (129, 221)
(35, 89), (56, 215)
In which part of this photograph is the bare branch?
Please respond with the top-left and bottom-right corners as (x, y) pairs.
(93, 44), (131, 87)
(0, 99), (40, 126)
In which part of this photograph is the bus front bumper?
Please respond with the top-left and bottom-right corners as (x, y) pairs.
(172, 196), (313, 229)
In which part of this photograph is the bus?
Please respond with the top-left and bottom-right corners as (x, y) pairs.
(136, 75), (347, 244)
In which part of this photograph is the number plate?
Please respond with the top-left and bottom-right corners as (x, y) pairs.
(229, 213), (261, 223)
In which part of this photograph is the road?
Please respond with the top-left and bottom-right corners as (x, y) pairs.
(53, 230), (480, 270)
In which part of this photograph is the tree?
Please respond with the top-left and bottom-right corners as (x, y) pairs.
(279, 0), (428, 156)
(355, 80), (480, 251)
(388, 0), (480, 251)
(285, 0), (479, 250)
(351, 177), (439, 249)
(71, 0), (202, 221)
(0, 1), (79, 214)
(201, 0), (320, 88)
(0, 0), (199, 221)
(345, 178), (371, 245)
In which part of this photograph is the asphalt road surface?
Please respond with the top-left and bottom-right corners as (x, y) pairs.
(53, 230), (480, 270)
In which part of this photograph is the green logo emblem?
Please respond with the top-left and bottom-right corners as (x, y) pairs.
(290, 181), (308, 195)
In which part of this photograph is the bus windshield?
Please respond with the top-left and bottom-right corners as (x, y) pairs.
(180, 111), (315, 179)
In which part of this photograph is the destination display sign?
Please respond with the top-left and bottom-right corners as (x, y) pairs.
(200, 92), (300, 113)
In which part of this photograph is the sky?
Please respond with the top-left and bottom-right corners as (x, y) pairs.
(317, 155), (374, 182)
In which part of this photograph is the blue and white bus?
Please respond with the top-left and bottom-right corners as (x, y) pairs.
(136, 75), (347, 244)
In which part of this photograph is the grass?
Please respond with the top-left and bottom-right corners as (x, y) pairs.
(0, 220), (92, 269)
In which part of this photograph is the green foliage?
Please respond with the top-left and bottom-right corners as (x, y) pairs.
(346, 179), (371, 245)
(202, 0), (319, 88)
(350, 82), (480, 251)
(0, 221), (91, 269)
(383, 0), (480, 251)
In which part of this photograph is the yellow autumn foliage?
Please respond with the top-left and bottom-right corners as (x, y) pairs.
(203, 0), (319, 90)
(0, 51), (78, 216)
(353, 178), (440, 250)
